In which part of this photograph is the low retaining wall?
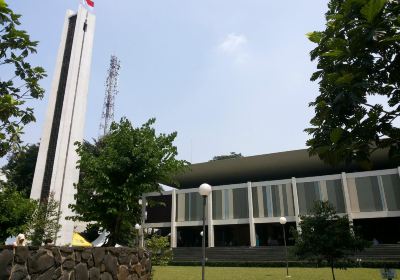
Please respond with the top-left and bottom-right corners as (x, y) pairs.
(0, 246), (152, 280)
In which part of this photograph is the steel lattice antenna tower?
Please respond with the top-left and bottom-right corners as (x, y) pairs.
(100, 55), (121, 136)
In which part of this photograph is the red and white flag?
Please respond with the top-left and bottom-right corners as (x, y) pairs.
(82, 0), (94, 11)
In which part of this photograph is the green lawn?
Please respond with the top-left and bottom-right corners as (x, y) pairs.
(153, 266), (394, 280)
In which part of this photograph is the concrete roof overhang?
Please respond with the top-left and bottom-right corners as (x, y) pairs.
(173, 149), (396, 189)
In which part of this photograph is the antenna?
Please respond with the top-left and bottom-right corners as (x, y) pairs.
(100, 55), (120, 136)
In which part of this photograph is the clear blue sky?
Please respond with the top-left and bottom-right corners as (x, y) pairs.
(6, 0), (328, 164)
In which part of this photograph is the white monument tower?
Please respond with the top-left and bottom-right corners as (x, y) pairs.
(31, 5), (95, 245)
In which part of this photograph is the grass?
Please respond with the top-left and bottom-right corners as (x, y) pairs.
(152, 266), (395, 280)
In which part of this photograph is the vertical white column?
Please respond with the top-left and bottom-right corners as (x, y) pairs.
(171, 190), (177, 248)
(341, 172), (353, 222)
(247, 182), (256, 247)
(207, 191), (214, 247)
(291, 177), (301, 228)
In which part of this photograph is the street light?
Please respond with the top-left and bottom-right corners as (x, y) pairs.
(135, 223), (141, 247)
(198, 183), (212, 280)
(280, 216), (290, 278)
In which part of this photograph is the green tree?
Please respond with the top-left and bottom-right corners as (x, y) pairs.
(292, 201), (367, 280)
(0, 185), (36, 244)
(1, 143), (38, 197)
(69, 118), (188, 246)
(305, 0), (400, 167)
(0, 1), (46, 157)
(211, 152), (243, 161)
(26, 191), (61, 246)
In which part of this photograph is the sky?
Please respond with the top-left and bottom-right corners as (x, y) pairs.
(5, 0), (329, 164)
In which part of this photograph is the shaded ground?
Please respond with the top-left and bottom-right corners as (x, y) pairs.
(153, 266), (396, 280)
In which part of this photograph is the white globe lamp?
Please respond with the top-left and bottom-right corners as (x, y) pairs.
(198, 183), (212, 197)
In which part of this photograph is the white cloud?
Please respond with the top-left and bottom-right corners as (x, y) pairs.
(217, 33), (249, 64)
(218, 33), (248, 54)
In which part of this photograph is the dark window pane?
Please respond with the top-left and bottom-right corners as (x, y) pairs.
(355, 176), (383, 212)
(326, 179), (346, 213)
(382, 175), (400, 211)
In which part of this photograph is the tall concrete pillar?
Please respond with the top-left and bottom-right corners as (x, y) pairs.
(171, 190), (177, 248)
(207, 191), (214, 247)
(30, 5), (95, 245)
(341, 172), (354, 222)
(291, 177), (301, 229)
(247, 182), (256, 247)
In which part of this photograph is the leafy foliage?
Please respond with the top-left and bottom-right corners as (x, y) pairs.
(292, 201), (368, 280)
(146, 234), (172, 266)
(0, 185), (36, 244)
(26, 192), (61, 246)
(1, 143), (38, 197)
(211, 152), (243, 161)
(0, 2), (46, 157)
(306, 0), (400, 167)
(69, 118), (188, 246)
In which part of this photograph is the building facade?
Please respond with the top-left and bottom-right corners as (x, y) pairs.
(142, 149), (400, 247)
(30, 6), (95, 245)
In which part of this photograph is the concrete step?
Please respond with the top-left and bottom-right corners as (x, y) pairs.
(172, 245), (400, 263)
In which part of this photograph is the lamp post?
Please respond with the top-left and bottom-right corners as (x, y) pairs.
(138, 198), (147, 247)
(135, 223), (141, 247)
(198, 183), (212, 280)
(280, 217), (290, 278)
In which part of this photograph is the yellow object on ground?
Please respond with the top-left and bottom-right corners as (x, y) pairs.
(72, 232), (92, 247)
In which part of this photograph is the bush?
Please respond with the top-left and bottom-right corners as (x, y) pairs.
(146, 235), (172, 265)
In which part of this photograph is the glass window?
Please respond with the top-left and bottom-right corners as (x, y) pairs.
(224, 190), (230, 218)
(282, 183), (295, 216)
(146, 195), (172, 223)
(355, 176), (383, 212)
(252, 187), (259, 218)
(326, 179), (346, 213)
(184, 192), (203, 221)
(212, 187), (248, 220)
(176, 193), (185, 222)
(212, 190), (223, 220)
(271, 185), (281, 217)
(381, 174), (400, 211)
(232, 188), (249, 219)
(252, 184), (295, 217)
(297, 181), (320, 214)
(262, 186), (273, 217)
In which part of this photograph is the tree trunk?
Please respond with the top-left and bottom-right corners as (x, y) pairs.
(104, 217), (121, 247)
(104, 233), (114, 247)
(107, 215), (122, 246)
(331, 262), (336, 280)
